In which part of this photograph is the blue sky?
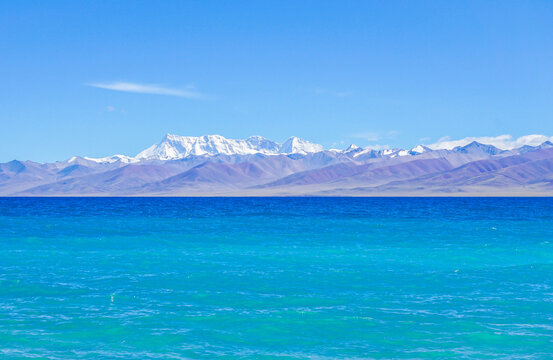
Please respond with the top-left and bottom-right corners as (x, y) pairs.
(1, 1), (552, 162)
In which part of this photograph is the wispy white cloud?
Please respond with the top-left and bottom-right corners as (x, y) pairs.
(330, 140), (346, 147)
(350, 132), (380, 142)
(364, 144), (391, 151)
(314, 88), (353, 98)
(88, 81), (205, 99)
(105, 105), (125, 113)
(349, 130), (399, 142)
(427, 134), (553, 150)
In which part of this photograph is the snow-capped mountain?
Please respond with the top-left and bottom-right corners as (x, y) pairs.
(81, 133), (553, 164)
(135, 134), (323, 160)
(409, 145), (431, 155)
(3, 133), (553, 196)
(279, 136), (324, 154)
(82, 155), (138, 164)
(344, 144), (360, 152)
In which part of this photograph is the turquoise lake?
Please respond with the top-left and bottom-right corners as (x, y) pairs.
(1, 197), (552, 359)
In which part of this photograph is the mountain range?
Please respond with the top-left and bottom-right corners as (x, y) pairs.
(2, 134), (553, 196)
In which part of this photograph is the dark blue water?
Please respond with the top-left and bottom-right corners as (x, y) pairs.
(1, 197), (553, 359)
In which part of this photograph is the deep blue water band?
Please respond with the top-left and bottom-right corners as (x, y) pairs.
(1, 198), (552, 359)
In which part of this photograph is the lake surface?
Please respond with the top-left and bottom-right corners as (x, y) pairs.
(1, 197), (552, 359)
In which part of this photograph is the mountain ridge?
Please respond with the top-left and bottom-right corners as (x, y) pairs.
(134, 134), (323, 161)
(2, 134), (553, 196)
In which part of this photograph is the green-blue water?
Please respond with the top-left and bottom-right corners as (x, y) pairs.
(1, 197), (553, 359)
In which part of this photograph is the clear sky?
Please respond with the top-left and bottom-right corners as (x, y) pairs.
(1, 0), (552, 162)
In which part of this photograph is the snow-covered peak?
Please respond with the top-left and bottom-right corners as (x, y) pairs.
(351, 148), (380, 158)
(84, 154), (138, 164)
(279, 136), (324, 155)
(388, 149), (411, 158)
(135, 134), (324, 160)
(136, 134), (273, 160)
(245, 135), (281, 153)
(345, 144), (360, 152)
(410, 145), (431, 154)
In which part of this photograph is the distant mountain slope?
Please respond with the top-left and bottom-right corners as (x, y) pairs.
(3, 134), (553, 196)
(379, 147), (553, 189)
(19, 165), (183, 195)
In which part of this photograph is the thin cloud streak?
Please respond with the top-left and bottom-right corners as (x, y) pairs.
(426, 134), (553, 150)
(88, 82), (206, 99)
(349, 130), (399, 142)
(314, 88), (352, 98)
(350, 132), (380, 142)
